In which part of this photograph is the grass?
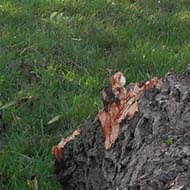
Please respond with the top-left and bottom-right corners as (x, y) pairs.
(0, 0), (190, 189)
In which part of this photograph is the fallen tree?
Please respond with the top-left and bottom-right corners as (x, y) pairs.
(53, 70), (190, 190)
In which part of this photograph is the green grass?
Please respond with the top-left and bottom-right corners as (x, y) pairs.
(0, 0), (190, 189)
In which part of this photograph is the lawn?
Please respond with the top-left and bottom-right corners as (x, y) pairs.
(0, 0), (190, 189)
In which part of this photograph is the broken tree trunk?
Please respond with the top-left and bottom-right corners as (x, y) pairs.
(54, 70), (190, 190)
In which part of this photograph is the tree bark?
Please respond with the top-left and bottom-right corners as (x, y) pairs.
(54, 70), (190, 190)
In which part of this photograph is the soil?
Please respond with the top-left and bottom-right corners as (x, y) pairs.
(54, 70), (190, 190)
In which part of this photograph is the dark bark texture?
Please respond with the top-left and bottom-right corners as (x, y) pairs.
(54, 71), (190, 190)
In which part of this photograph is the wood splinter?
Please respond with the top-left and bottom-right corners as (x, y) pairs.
(96, 72), (163, 149)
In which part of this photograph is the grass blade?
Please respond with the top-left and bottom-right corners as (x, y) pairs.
(47, 115), (61, 124)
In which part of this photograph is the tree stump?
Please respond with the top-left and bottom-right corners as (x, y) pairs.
(54, 70), (190, 190)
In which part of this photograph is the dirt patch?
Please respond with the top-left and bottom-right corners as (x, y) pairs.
(54, 70), (190, 190)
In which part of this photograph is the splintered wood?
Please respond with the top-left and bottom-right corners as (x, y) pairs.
(52, 72), (163, 160)
(96, 72), (163, 149)
(52, 129), (81, 161)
